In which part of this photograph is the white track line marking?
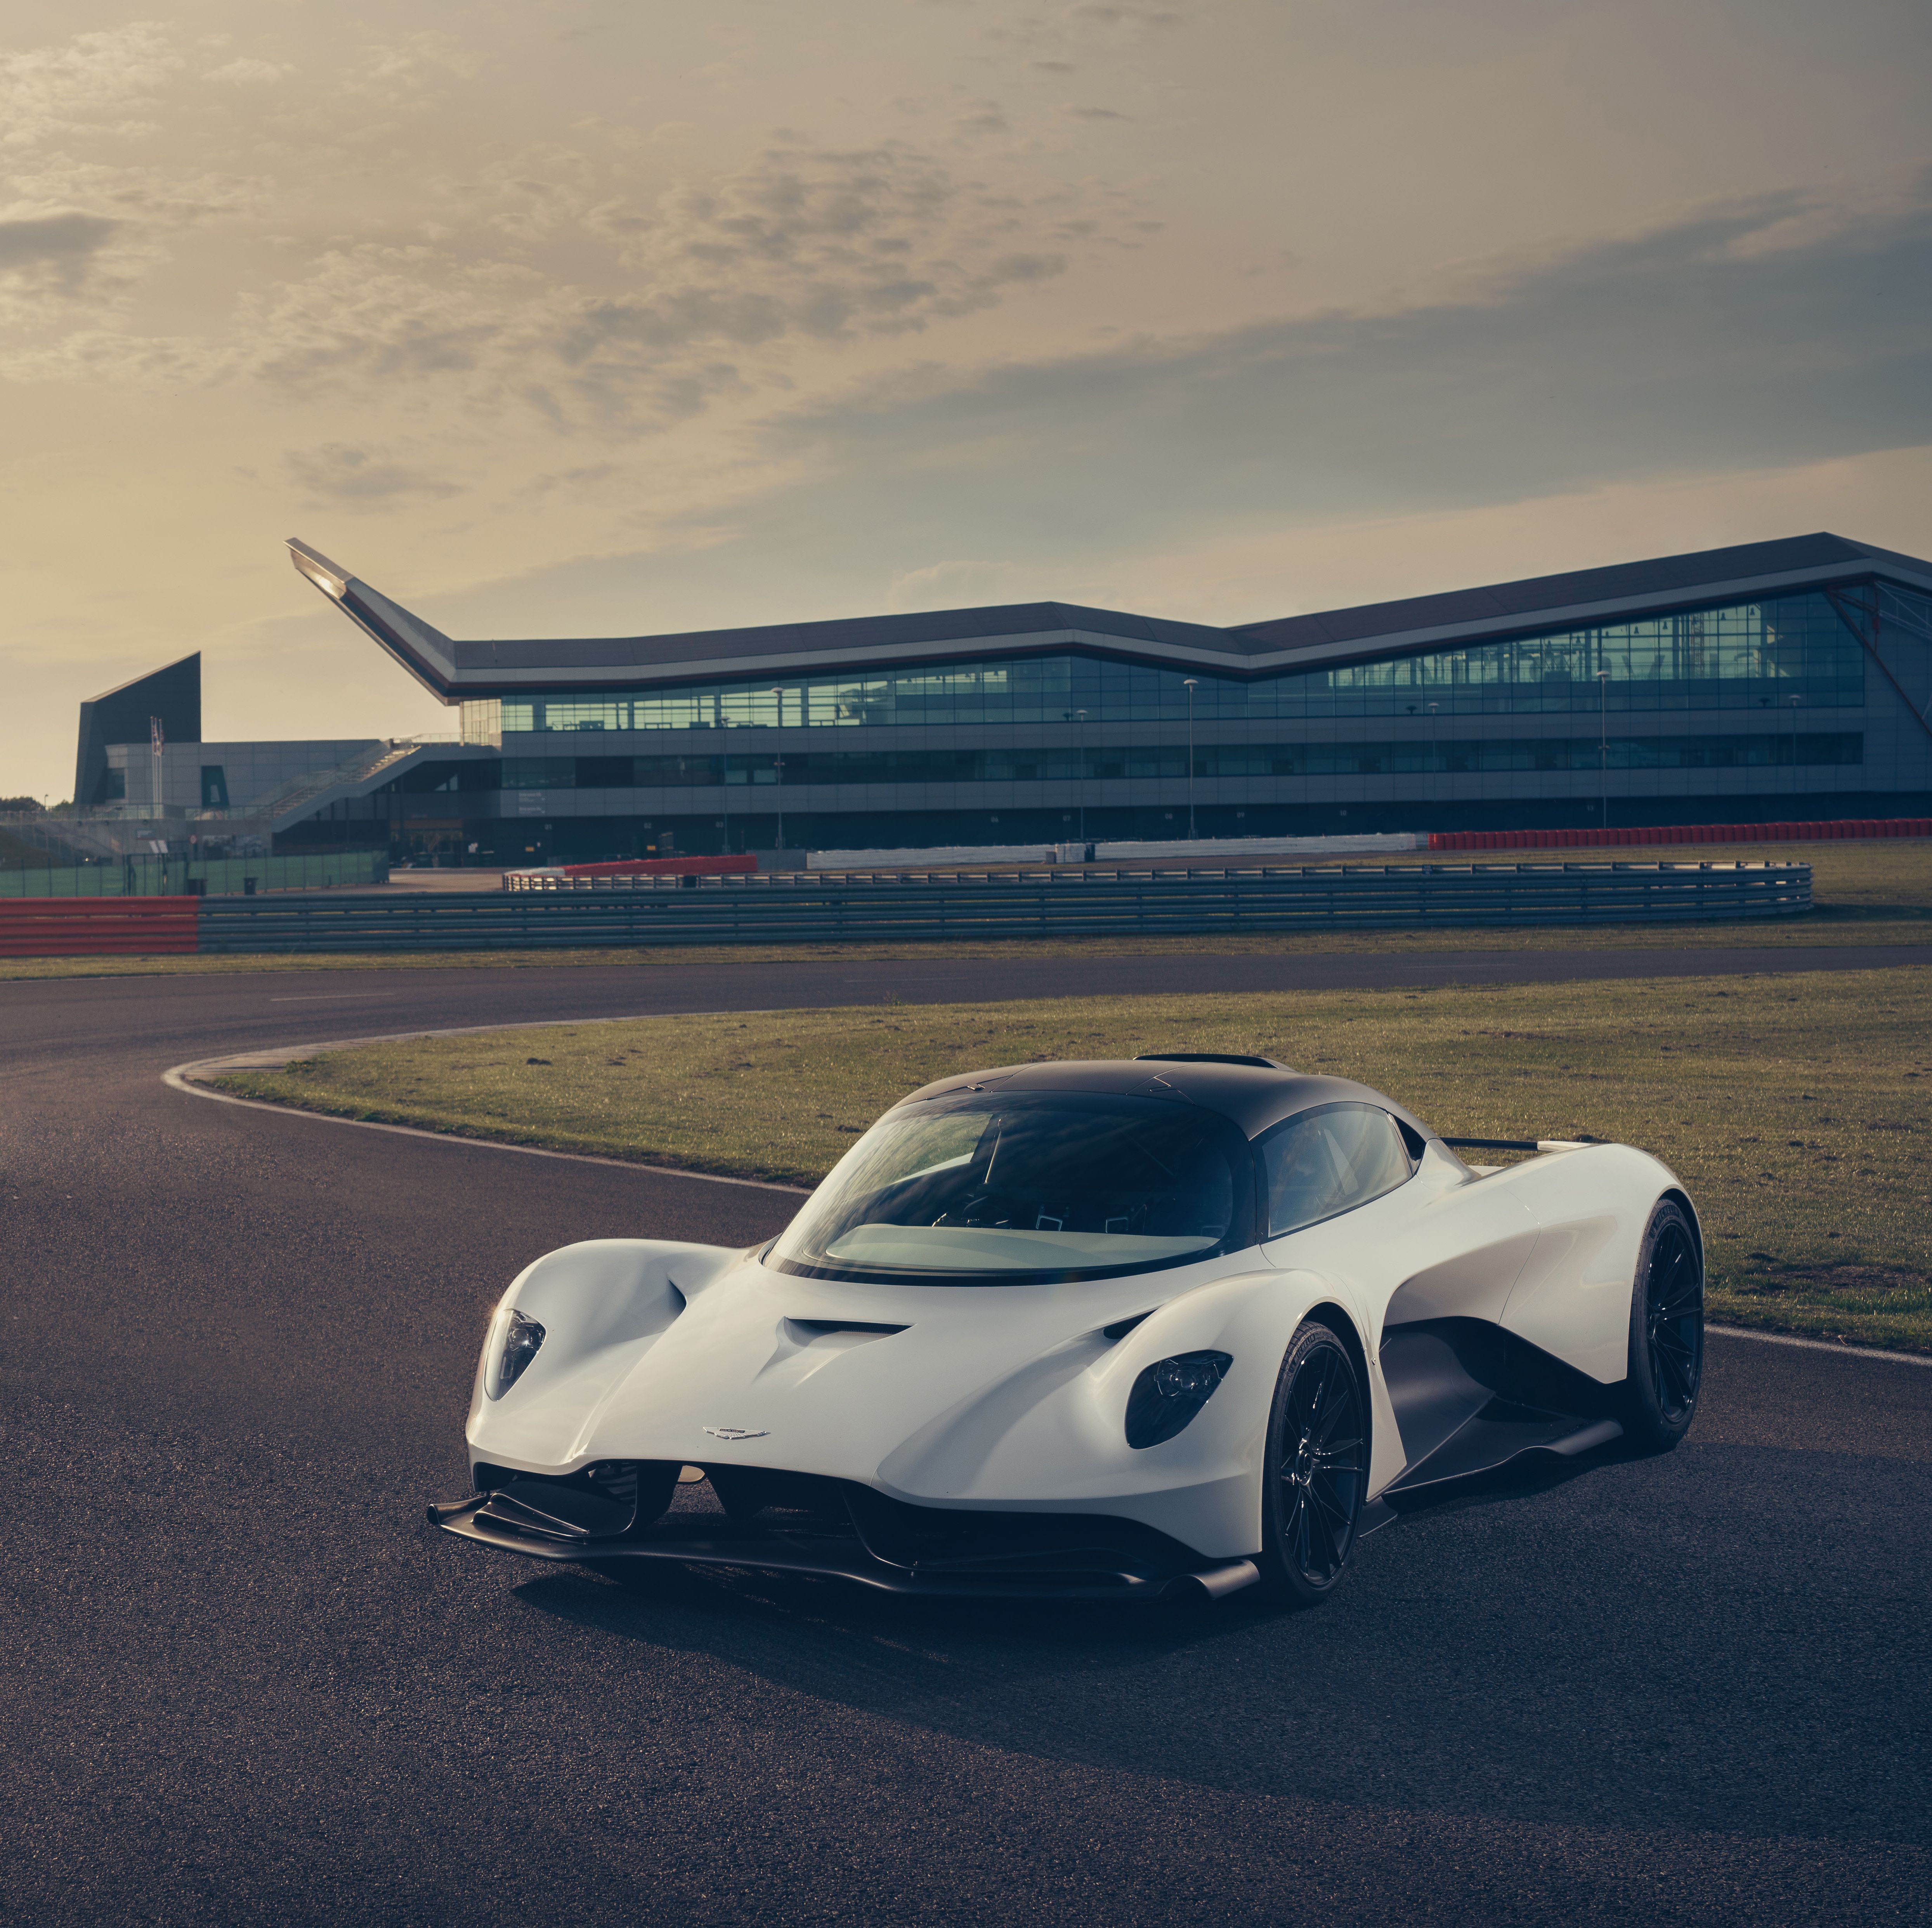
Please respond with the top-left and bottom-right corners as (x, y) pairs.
(161, 1012), (809, 1194)
(1706, 1324), (1932, 1367)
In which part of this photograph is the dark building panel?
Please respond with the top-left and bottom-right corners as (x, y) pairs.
(73, 653), (200, 809)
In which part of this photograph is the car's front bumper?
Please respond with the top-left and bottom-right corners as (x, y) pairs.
(428, 1474), (1261, 1603)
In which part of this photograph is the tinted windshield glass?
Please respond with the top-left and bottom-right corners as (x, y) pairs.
(770, 1091), (1254, 1284)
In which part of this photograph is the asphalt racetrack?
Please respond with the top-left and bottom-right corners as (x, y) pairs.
(5, 946), (1931, 1925)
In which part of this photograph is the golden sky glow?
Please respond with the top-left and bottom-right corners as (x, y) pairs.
(4, 1), (1929, 799)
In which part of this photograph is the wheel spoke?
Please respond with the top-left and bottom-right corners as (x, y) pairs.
(1304, 1487), (1338, 1576)
(1289, 1484), (1312, 1569)
(1654, 1323), (1696, 1364)
(1639, 1223), (1704, 1423)
(1297, 1354), (1332, 1432)
(1313, 1375), (1352, 1444)
(1310, 1477), (1353, 1532)
(1276, 1337), (1369, 1586)
(1655, 1339), (1694, 1406)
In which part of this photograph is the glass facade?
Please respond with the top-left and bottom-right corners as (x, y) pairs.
(498, 732), (1861, 790)
(498, 590), (1878, 734)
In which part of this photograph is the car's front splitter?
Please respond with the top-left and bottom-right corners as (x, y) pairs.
(428, 1491), (1261, 1603)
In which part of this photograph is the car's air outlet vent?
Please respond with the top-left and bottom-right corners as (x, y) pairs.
(788, 1319), (908, 1338)
(1104, 1311), (1153, 1341)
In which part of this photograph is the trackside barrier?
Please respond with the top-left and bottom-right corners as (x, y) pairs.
(0, 897), (199, 957)
(515, 856), (758, 880)
(1430, 817), (1932, 852)
(0, 850), (390, 898)
(172, 862), (1812, 955)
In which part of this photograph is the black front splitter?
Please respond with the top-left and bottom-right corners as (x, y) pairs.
(429, 1495), (1262, 1603)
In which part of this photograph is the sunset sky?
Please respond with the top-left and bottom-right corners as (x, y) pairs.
(4, 0), (1929, 802)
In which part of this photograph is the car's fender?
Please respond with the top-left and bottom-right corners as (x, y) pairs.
(872, 1262), (1376, 1558)
(468, 1238), (741, 1465)
(1488, 1147), (1691, 1381)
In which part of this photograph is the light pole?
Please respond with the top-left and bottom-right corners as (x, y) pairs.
(768, 688), (786, 852)
(1596, 669), (1610, 831)
(1183, 679), (1198, 840)
(1426, 702), (1439, 816)
(1788, 693), (1802, 792)
(1077, 708), (1088, 846)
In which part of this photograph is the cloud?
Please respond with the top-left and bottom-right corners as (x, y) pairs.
(0, 212), (119, 276)
(203, 58), (290, 86)
(886, 557), (1037, 609)
(219, 134), (1108, 427)
(0, 23), (181, 148)
(285, 443), (465, 505)
(721, 188), (1932, 570)
(1067, 5), (1182, 28)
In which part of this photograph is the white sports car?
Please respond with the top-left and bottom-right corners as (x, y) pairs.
(432, 1054), (1704, 1605)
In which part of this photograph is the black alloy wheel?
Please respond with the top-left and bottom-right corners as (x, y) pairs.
(1258, 1321), (1368, 1606)
(1621, 1199), (1705, 1451)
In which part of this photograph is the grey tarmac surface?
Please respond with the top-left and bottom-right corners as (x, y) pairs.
(3, 949), (1930, 1926)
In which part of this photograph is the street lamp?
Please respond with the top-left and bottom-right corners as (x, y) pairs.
(1075, 708), (1090, 845)
(1183, 679), (1199, 840)
(1788, 693), (1802, 790)
(768, 687), (786, 853)
(1426, 702), (1439, 816)
(1596, 670), (1611, 831)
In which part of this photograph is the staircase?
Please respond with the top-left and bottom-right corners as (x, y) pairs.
(250, 736), (463, 830)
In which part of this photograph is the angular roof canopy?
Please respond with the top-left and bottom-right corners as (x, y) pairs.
(288, 532), (1932, 704)
(73, 651), (201, 808)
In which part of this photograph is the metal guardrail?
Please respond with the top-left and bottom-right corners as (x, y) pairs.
(0, 851), (389, 898)
(198, 862), (1812, 953)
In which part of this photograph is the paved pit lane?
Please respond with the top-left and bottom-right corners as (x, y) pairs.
(3, 955), (1929, 1925)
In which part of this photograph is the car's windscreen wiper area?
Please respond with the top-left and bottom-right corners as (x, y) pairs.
(771, 1092), (1254, 1285)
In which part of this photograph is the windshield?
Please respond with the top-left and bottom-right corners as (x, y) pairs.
(769, 1091), (1255, 1285)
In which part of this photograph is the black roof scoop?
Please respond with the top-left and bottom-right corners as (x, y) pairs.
(1134, 1053), (1295, 1071)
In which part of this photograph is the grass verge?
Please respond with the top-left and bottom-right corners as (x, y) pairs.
(209, 966), (1932, 1352)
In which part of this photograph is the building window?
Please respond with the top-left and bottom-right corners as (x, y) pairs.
(494, 587), (1894, 737)
(489, 731), (1861, 790)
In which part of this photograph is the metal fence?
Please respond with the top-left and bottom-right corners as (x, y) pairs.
(0, 851), (388, 898)
(198, 861), (1812, 953)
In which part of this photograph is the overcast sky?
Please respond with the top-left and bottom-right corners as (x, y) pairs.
(4, 0), (1929, 800)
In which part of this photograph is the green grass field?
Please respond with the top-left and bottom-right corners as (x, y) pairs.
(209, 966), (1932, 1353)
(6, 837), (1930, 980)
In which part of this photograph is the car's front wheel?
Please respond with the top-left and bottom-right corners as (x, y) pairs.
(1257, 1320), (1368, 1607)
(1620, 1198), (1705, 1451)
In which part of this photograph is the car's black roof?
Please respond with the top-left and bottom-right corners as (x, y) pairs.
(895, 1056), (1439, 1144)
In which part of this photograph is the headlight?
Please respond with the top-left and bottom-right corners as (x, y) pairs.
(1125, 1350), (1232, 1449)
(484, 1308), (546, 1400)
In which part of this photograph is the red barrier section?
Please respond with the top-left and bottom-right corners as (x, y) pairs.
(0, 896), (199, 957)
(1427, 817), (1932, 852)
(552, 856), (759, 878)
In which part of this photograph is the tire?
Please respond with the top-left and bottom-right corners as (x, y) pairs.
(1257, 1320), (1369, 1607)
(1620, 1199), (1705, 1452)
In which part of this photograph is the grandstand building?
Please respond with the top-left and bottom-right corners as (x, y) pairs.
(72, 533), (1932, 864)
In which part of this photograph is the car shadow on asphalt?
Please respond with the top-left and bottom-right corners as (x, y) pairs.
(498, 1429), (1932, 1851)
